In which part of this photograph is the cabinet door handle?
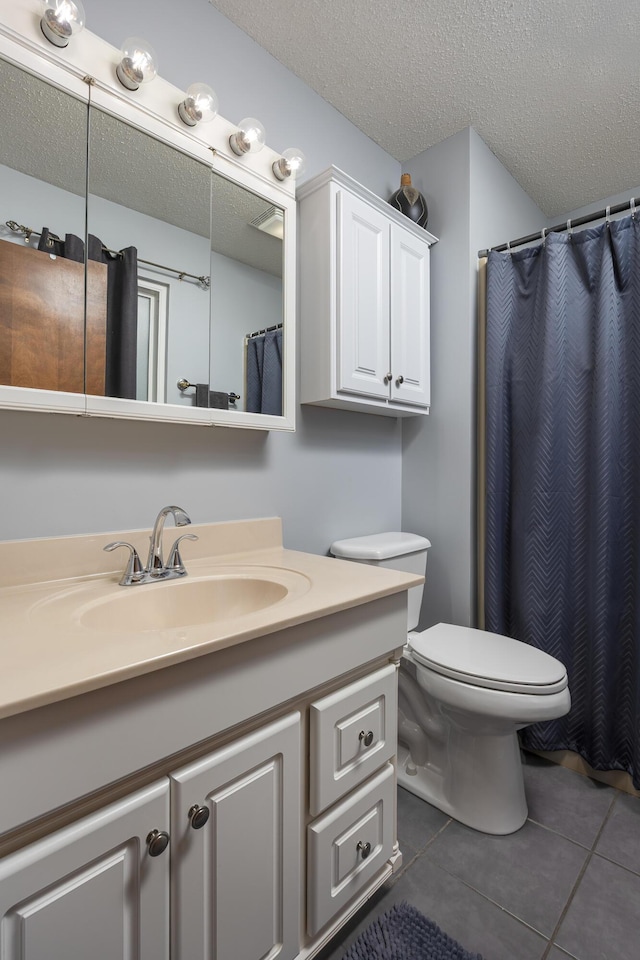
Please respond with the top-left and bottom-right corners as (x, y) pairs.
(188, 804), (210, 829)
(395, 375), (404, 387)
(383, 372), (392, 385)
(146, 829), (170, 857)
(359, 729), (375, 747)
(356, 840), (372, 859)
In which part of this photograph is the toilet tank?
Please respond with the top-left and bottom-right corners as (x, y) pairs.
(329, 532), (431, 632)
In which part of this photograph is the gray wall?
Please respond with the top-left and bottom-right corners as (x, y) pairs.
(0, 0), (403, 553)
(402, 128), (546, 629)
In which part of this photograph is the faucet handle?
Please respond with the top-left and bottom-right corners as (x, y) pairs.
(104, 541), (144, 585)
(166, 534), (199, 575)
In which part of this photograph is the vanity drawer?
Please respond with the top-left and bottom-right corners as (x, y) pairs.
(309, 663), (397, 815)
(307, 763), (395, 936)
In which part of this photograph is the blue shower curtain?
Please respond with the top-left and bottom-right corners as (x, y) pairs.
(484, 216), (640, 788)
(246, 327), (283, 415)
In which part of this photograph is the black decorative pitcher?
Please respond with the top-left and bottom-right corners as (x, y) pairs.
(388, 174), (428, 228)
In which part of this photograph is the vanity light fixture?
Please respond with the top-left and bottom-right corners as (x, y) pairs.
(229, 117), (266, 156)
(178, 83), (218, 126)
(272, 147), (307, 182)
(116, 37), (158, 90)
(40, 0), (86, 48)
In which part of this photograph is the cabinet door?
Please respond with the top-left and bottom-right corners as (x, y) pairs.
(337, 190), (391, 399)
(0, 780), (170, 960)
(170, 713), (301, 960)
(390, 224), (431, 407)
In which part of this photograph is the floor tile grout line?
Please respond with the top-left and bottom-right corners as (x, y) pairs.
(525, 814), (609, 851)
(416, 853), (554, 945)
(538, 795), (619, 960)
(394, 818), (453, 878)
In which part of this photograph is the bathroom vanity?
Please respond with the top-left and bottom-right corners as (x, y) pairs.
(0, 518), (421, 959)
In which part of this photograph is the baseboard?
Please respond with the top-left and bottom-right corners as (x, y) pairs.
(527, 748), (640, 798)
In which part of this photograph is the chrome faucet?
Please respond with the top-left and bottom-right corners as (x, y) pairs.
(104, 505), (199, 586)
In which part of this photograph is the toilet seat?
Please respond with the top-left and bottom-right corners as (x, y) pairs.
(408, 623), (568, 696)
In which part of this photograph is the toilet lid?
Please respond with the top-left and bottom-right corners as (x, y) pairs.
(408, 623), (568, 695)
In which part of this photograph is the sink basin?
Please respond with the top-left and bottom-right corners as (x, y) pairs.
(29, 566), (311, 634)
(81, 576), (290, 631)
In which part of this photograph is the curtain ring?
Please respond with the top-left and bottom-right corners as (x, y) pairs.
(630, 198), (636, 220)
(541, 227), (548, 246)
(506, 239), (512, 254)
(566, 218), (573, 238)
(605, 205), (611, 227)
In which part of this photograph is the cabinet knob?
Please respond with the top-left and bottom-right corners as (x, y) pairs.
(188, 804), (210, 830)
(395, 375), (404, 387)
(383, 372), (392, 385)
(359, 729), (375, 747)
(146, 829), (170, 857)
(357, 840), (372, 859)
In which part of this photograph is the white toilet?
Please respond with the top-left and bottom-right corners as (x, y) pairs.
(330, 532), (571, 835)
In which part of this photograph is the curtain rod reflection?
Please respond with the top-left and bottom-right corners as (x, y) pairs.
(5, 220), (210, 289)
(245, 322), (283, 340)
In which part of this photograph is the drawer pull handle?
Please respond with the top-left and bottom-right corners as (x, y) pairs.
(357, 840), (372, 859)
(395, 375), (404, 387)
(188, 804), (210, 829)
(383, 372), (392, 385)
(359, 729), (375, 747)
(146, 829), (170, 857)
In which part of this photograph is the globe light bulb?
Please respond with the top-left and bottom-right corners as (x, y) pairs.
(272, 147), (307, 181)
(40, 0), (86, 47)
(229, 117), (266, 156)
(178, 83), (219, 127)
(116, 38), (158, 91)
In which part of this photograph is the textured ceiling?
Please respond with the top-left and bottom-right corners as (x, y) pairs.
(208, 0), (640, 217)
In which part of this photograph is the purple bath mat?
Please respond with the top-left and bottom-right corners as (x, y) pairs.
(341, 902), (484, 960)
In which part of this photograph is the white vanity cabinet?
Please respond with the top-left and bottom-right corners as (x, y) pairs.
(170, 713), (301, 960)
(299, 166), (437, 417)
(0, 590), (409, 960)
(307, 665), (398, 936)
(0, 717), (301, 960)
(0, 781), (171, 960)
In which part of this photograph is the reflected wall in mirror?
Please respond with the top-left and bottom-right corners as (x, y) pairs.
(0, 58), (93, 397)
(87, 107), (212, 407)
(209, 176), (284, 415)
(86, 107), (285, 415)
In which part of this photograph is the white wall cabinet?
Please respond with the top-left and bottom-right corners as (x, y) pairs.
(0, 596), (407, 960)
(299, 166), (437, 417)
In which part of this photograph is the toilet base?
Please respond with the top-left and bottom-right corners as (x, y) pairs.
(397, 730), (529, 835)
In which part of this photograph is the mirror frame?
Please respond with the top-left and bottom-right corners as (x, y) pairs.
(0, 2), (297, 431)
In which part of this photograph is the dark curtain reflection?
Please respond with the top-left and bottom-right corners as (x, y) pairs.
(38, 229), (138, 399)
(246, 327), (283, 415)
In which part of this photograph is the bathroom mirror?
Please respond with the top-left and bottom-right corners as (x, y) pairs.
(87, 106), (214, 408)
(0, 57), (90, 406)
(0, 22), (296, 430)
(87, 106), (285, 416)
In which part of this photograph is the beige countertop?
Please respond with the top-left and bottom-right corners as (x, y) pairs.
(0, 517), (421, 721)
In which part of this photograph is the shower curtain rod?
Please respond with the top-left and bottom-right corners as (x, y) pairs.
(5, 220), (210, 289)
(477, 196), (638, 258)
(245, 322), (283, 340)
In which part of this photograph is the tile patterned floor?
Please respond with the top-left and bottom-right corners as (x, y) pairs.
(316, 753), (640, 960)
